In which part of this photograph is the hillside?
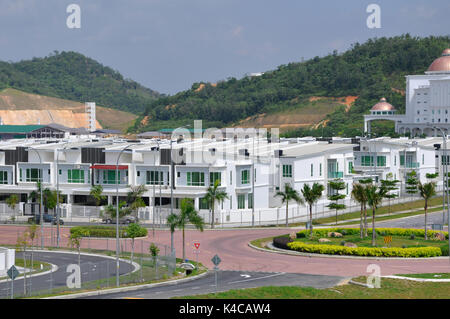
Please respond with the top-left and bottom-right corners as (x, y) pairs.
(0, 51), (160, 114)
(130, 34), (450, 137)
(0, 88), (137, 132)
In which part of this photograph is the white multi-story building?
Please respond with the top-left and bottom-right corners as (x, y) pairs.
(365, 49), (450, 136)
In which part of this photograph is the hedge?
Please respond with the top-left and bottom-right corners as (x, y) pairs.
(286, 242), (442, 258)
(272, 234), (293, 249)
(296, 228), (449, 240)
(70, 226), (147, 238)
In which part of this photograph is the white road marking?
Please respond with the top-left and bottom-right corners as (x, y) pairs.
(228, 272), (285, 285)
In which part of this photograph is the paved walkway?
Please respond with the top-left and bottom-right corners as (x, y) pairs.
(1, 225), (449, 277)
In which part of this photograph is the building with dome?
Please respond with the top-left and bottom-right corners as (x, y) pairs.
(364, 49), (450, 137)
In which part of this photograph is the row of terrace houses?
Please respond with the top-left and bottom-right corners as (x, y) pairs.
(0, 134), (447, 223)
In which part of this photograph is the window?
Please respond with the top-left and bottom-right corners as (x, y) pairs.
(210, 172), (221, 186)
(230, 171), (232, 185)
(103, 170), (120, 184)
(238, 194), (245, 209)
(282, 165), (292, 177)
(68, 169), (85, 183)
(348, 161), (353, 173)
(26, 168), (42, 182)
(394, 156), (397, 166)
(199, 197), (209, 210)
(248, 193), (253, 209)
(361, 156), (373, 167)
(311, 164), (314, 177)
(320, 163), (322, 176)
(0, 171), (7, 184)
(241, 170), (250, 184)
(376, 156), (386, 167)
(146, 171), (164, 185)
(422, 154), (424, 165)
(187, 172), (205, 186)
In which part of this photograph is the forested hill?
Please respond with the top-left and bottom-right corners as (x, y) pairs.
(131, 34), (450, 137)
(0, 51), (160, 113)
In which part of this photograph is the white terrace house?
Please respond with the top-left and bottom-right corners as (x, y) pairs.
(354, 137), (437, 194)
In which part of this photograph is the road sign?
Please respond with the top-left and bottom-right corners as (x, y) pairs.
(7, 265), (19, 280)
(383, 236), (392, 246)
(211, 254), (221, 266)
(193, 241), (200, 250)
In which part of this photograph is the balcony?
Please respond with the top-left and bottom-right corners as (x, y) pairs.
(401, 162), (420, 169)
(328, 171), (344, 179)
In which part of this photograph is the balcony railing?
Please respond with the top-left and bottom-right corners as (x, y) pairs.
(402, 162), (420, 169)
(328, 171), (344, 179)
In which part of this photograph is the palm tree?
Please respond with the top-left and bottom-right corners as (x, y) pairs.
(276, 184), (304, 227)
(301, 183), (324, 235)
(204, 179), (228, 229)
(90, 185), (106, 221)
(6, 194), (19, 218)
(127, 185), (148, 219)
(167, 199), (205, 260)
(417, 182), (436, 240)
(351, 183), (368, 239)
(366, 184), (388, 246)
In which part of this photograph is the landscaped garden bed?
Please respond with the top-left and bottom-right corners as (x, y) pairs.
(271, 228), (448, 258)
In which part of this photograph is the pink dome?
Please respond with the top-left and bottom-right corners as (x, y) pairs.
(427, 49), (450, 73)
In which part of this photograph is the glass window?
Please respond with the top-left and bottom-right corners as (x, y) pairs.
(311, 164), (313, 177)
(361, 156), (373, 167)
(282, 165), (292, 177)
(68, 169), (85, 183)
(238, 194), (245, 209)
(199, 197), (210, 210)
(26, 168), (42, 182)
(248, 193), (253, 209)
(376, 156), (386, 167)
(241, 170), (250, 184)
(348, 161), (353, 173)
(209, 172), (221, 186)
(146, 171), (164, 185)
(187, 172), (205, 186)
(0, 171), (7, 184)
(320, 163), (322, 176)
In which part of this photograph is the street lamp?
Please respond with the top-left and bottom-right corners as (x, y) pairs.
(115, 143), (139, 287)
(56, 143), (72, 248)
(27, 148), (44, 249)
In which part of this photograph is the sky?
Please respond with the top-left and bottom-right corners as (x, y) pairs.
(0, 0), (450, 95)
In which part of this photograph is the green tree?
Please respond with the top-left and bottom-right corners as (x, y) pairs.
(365, 184), (388, 246)
(380, 173), (399, 214)
(6, 194), (19, 216)
(204, 179), (228, 229)
(276, 184), (304, 227)
(417, 182), (436, 240)
(149, 243), (160, 266)
(166, 199), (205, 260)
(351, 183), (368, 239)
(405, 170), (419, 203)
(326, 179), (347, 225)
(126, 223), (147, 264)
(126, 185), (148, 219)
(68, 228), (88, 267)
(90, 185), (106, 222)
(301, 183), (324, 235)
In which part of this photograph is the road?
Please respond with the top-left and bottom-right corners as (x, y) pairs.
(376, 211), (448, 229)
(81, 271), (346, 299)
(0, 251), (135, 298)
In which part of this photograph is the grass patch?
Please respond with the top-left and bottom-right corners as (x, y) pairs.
(176, 277), (450, 299)
(250, 236), (277, 249)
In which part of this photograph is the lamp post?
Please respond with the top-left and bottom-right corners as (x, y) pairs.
(56, 143), (71, 248)
(115, 143), (138, 287)
(27, 148), (44, 249)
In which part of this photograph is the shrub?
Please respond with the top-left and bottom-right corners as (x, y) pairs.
(70, 225), (147, 238)
(296, 228), (448, 240)
(273, 235), (293, 249)
(341, 230), (347, 236)
(286, 242), (442, 258)
(340, 241), (346, 246)
(440, 244), (449, 256)
(297, 232), (306, 238)
(410, 234), (416, 240)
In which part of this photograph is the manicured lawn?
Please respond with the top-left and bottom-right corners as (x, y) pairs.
(177, 277), (450, 299)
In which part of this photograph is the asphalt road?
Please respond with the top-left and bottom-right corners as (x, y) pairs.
(81, 270), (346, 299)
(376, 211), (449, 229)
(0, 251), (135, 298)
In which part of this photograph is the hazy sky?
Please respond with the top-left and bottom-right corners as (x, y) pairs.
(1, 0), (449, 94)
